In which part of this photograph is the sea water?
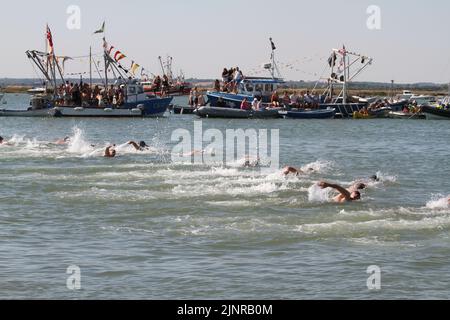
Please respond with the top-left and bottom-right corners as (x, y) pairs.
(0, 93), (449, 299)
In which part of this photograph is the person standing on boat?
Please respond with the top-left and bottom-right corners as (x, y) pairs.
(222, 68), (228, 85)
(251, 98), (258, 110)
(214, 80), (221, 92)
(162, 75), (170, 97)
(72, 84), (82, 106)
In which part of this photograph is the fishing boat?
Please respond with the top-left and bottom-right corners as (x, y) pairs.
(206, 38), (285, 108)
(280, 108), (336, 119)
(422, 105), (450, 120)
(0, 25), (172, 118)
(195, 106), (280, 119)
(142, 56), (192, 97)
(313, 46), (373, 117)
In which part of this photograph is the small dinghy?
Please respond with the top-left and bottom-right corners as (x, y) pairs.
(0, 107), (54, 117)
(388, 111), (426, 120)
(195, 106), (280, 119)
(280, 108), (336, 119)
(422, 105), (450, 120)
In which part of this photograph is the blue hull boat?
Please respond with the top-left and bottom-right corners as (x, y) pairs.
(280, 109), (336, 119)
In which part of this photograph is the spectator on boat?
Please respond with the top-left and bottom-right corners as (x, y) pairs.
(318, 181), (362, 203)
(222, 68), (229, 84)
(251, 98), (258, 110)
(72, 84), (82, 106)
(197, 93), (206, 107)
(162, 75), (170, 96)
(256, 99), (265, 110)
(104, 146), (116, 158)
(153, 76), (162, 93)
(234, 68), (243, 85)
(240, 98), (251, 110)
(270, 91), (280, 108)
(214, 79), (221, 92)
(97, 92), (105, 108)
(282, 92), (291, 106)
(290, 92), (299, 106)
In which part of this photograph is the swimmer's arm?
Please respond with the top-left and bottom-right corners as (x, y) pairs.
(127, 141), (140, 150)
(319, 182), (352, 200)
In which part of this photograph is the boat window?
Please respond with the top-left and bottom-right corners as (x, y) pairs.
(137, 86), (144, 94)
(128, 86), (136, 95)
(255, 84), (263, 92)
(264, 84), (272, 92)
(245, 82), (254, 92)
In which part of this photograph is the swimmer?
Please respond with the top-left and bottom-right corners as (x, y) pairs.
(0, 136), (12, 146)
(370, 175), (380, 182)
(318, 181), (361, 203)
(128, 140), (149, 151)
(55, 136), (70, 145)
(104, 146), (116, 158)
(348, 182), (367, 193)
(244, 156), (260, 168)
(283, 166), (315, 176)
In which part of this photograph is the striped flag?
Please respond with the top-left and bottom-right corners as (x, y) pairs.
(46, 25), (54, 55)
(114, 51), (126, 62)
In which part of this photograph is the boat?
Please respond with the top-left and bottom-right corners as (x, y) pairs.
(388, 111), (426, 120)
(0, 25), (172, 118)
(422, 105), (450, 120)
(206, 38), (285, 108)
(195, 106), (281, 119)
(170, 104), (197, 115)
(353, 107), (392, 119)
(280, 108), (336, 119)
(314, 46), (373, 117)
(142, 56), (192, 97)
(27, 87), (46, 94)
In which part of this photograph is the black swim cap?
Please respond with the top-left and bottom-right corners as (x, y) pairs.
(139, 141), (148, 148)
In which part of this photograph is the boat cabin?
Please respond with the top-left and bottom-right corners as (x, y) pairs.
(237, 77), (284, 97)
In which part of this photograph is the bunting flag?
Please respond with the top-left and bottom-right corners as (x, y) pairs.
(114, 51), (126, 62)
(270, 37), (276, 51)
(130, 61), (140, 75)
(46, 25), (54, 55)
(338, 45), (347, 56)
(94, 22), (105, 34)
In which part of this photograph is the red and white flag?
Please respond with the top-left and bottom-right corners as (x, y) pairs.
(46, 24), (54, 55)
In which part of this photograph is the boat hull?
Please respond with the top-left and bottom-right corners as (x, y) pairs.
(320, 103), (366, 117)
(422, 106), (450, 120)
(388, 112), (426, 120)
(195, 106), (280, 119)
(0, 108), (54, 117)
(0, 97), (173, 118)
(281, 109), (336, 119)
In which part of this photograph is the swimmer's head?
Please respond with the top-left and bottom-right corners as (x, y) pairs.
(350, 191), (361, 201)
(139, 141), (148, 148)
(0, 136), (3, 143)
(370, 175), (380, 182)
(355, 183), (367, 190)
(111, 149), (116, 157)
(64, 136), (70, 142)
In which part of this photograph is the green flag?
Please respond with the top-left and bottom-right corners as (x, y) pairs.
(94, 22), (105, 34)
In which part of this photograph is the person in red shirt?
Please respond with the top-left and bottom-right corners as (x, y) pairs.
(240, 98), (251, 110)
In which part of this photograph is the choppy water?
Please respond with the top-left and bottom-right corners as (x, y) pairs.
(0, 93), (449, 299)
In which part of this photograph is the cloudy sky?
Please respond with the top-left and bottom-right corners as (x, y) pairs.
(1, 0), (449, 83)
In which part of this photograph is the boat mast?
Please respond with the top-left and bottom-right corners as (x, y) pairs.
(89, 46), (92, 88)
(342, 45), (347, 104)
(158, 56), (166, 77)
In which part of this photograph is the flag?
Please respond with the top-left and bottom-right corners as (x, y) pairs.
(339, 45), (347, 56)
(270, 38), (276, 51)
(94, 22), (105, 34)
(114, 51), (126, 62)
(46, 25), (54, 55)
(130, 61), (140, 75)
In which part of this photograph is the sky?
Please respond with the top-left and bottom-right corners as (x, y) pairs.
(1, 0), (450, 83)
